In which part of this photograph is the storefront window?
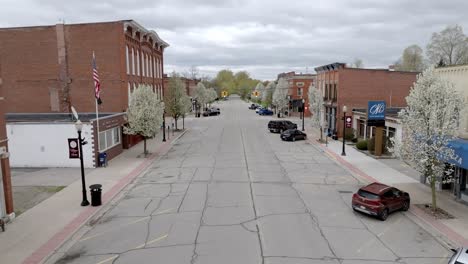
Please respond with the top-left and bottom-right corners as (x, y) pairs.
(99, 127), (121, 152)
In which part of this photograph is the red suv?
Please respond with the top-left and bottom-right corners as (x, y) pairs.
(352, 182), (410, 221)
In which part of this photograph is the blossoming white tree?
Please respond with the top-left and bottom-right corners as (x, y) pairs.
(390, 67), (464, 210)
(262, 81), (275, 106)
(125, 84), (164, 156)
(253, 82), (265, 103)
(272, 78), (289, 117)
(308, 83), (324, 141)
(194, 82), (208, 113)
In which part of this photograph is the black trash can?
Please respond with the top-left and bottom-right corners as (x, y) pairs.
(90, 184), (102, 206)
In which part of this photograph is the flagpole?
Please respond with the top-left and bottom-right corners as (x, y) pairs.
(93, 51), (101, 157)
(95, 98), (100, 154)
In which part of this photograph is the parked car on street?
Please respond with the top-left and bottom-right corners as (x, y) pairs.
(268, 120), (297, 133)
(352, 182), (410, 221)
(249, 104), (259, 109)
(449, 247), (468, 264)
(203, 108), (220, 116)
(255, 107), (264, 113)
(258, 109), (273, 115)
(280, 129), (307, 141)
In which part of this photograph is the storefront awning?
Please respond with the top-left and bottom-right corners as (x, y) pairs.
(448, 138), (468, 170)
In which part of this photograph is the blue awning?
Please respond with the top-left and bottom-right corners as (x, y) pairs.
(448, 138), (468, 170)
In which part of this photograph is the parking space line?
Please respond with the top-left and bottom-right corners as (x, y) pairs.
(134, 234), (168, 249)
(95, 255), (118, 264)
(79, 208), (175, 242)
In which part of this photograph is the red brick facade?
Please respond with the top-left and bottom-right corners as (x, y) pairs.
(277, 72), (315, 117)
(163, 75), (199, 98)
(0, 20), (168, 114)
(315, 63), (417, 137)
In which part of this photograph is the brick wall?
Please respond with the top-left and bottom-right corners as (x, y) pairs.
(0, 26), (61, 112)
(335, 68), (417, 136)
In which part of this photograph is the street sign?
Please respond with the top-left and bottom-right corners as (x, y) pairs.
(367, 100), (386, 127)
(345, 116), (352, 128)
(68, 138), (79, 159)
(252, 91), (260, 97)
(221, 91), (228, 97)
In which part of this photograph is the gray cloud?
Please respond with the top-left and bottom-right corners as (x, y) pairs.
(1, 0), (468, 80)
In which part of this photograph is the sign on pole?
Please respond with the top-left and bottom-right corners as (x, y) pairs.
(68, 138), (80, 159)
(367, 101), (386, 127)
(345, 116), (352, 128)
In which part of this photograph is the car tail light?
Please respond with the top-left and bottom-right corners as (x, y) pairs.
(365, 199), (382, 206)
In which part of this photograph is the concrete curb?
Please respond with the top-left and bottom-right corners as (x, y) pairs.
(309, 136), (468, 247)
(22, 130), (188, 264)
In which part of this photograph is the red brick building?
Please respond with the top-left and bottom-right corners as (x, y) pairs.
(0, 20), (168, 113)
(277, 72), (315, 117)
(314, 63), (417, 137)
(163, 74), (200, 97)
(0, 58), (13, 218)
(0, 20), (168, 165)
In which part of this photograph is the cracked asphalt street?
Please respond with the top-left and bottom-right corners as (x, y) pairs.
(54, 96), (452, 264)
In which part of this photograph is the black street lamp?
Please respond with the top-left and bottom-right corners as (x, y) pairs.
(341, 105), (347, 156)
(75, 120), (90, 206)
(162, 111), (166, 142)
(301, 98), (305, 131)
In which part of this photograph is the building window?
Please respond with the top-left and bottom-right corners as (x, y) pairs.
(128, 82), (131, 106)
(126, 46), (129, 74)
(150, 56), (153, 78)
(137, 50), (140, 76)
(296, 82), (304, 87)
(153, 57), (156, 78)
(156, 58), (160, 78)
(132, 48), (135, 75)
(333, 84), (337, 100)
(99, 127), (121, 152)
(297, 87), (303, 96)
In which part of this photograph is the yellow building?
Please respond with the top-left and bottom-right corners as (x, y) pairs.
(436, 64), (468, 139)
(435, 64), (468, 202)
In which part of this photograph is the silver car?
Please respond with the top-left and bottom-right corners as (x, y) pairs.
(449, 248), (468, 264)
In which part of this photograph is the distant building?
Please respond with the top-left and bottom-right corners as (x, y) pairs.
(163, 74), (200, 98)
(435, 64), (468, 202)
(277, 72), (316, 117)
(314, 63), (417, 138)
(0, 20), (169, 166)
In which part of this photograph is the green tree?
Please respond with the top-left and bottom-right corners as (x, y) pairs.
(164, 73), (191, 130)
(395, 45), (425, 72)
(427, 25), (468, 65)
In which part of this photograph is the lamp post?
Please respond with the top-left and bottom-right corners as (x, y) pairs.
(341, 105), (347, 156)
(75, 120), (90, 206)
(301, 98), (305, 131)
(162, 111), (166, 142)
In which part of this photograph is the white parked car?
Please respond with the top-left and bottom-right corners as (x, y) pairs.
(449, 248), (468, 264)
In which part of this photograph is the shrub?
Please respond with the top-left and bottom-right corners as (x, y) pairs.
(368, 137), (375, 152)
(356, 140), (368, 150)
(351, 138), (358, 143)
(344, 128), (355, 141)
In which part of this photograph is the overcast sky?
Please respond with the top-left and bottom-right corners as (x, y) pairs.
(1, 0), (467, 80)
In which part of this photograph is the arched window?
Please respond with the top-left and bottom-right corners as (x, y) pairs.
(137, 50), (140, 76)
(131, 48), (135, 75)
(128, 82), (131, 106)
(156, 58), (160, 78)
(126, 46), (129, 74)
(143, 53), (147, 77)
(153, 57), (156, 78)
(150, 56), (153, 78)
(146, 55), (149, 77)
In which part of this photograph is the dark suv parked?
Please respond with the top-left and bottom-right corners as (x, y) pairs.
(268, 120), (297, 133)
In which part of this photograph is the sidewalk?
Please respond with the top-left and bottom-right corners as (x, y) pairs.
(0, 129), (186, 264)
(305, 126), (468, 248)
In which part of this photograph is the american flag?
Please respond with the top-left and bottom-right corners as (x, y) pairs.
(92, 52), (102, 105)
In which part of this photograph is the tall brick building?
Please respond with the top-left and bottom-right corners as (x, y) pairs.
(0, 20), (168, 113)
(277, 72), (315, 117)
(314, 63), (417, 137)
(0, 20), (169, 167)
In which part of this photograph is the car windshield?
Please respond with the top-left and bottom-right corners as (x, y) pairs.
(358, 190), (380, 200)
